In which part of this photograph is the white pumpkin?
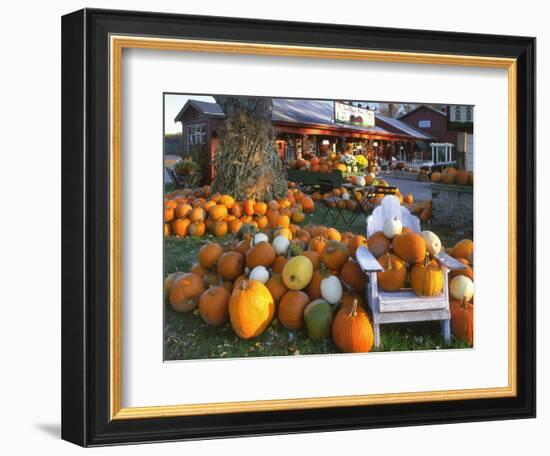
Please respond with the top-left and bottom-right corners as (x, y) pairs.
(346, 165), (352, 173)
(272, 235), (290, 256)
(342, 192), (351, 201)
(450, 276), (474, 302)
(249, 266), (270, 284)
(383, 216), (402, 239)
(355, 176), (366, 187)
(352, 166), (358, 173)
(420, 230), (442, 255)
(369, 172), (376, 178)
(320, 276), (343, 305)
(253, 232), (269, 246)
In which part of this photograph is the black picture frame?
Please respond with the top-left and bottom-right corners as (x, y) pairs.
(62, 8), (536, 447)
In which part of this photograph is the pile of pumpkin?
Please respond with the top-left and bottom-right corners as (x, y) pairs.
(164, 187), (315, 239)
(412, 199), (433, 223)
(368, 217), (474, 345)
(431, 167), (474, 186)
(165, 224), (377, 353)
(287, 152), (350, 174)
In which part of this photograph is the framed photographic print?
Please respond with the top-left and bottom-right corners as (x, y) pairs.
(61, 8), (536, 447)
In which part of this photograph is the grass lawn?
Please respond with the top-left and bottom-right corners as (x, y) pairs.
(163, 204), (469, 361)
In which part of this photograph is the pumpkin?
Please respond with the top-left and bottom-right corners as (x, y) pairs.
(272, 235), (290, 256)
(238, 223), (258, 240)
(382, 216), (402, 239)
(455, 170), (470, 185)
(305, 269), (326, 300)
(301, 197), (315, 213)
(246, 241), (276, 269)
(341, 291), (365, 309)
(235, 238), (251, 257)
(340, 259), (366, 293)
(403, 193), (414, 205)
(325, 228), (342, 241)
(304, 299), (333, 340)
(332, 299), (374, 353)
(190, 263), (208, 277)
(217, 251), (245, 280)
(347, 235), (368, 258)
(367, 231), (391, 258)
(229, 280), (275, 339)
(420, 231), (442, 256)
(249, 265), (270, 284)
(198, 243), (223, 269)
(198, 286), (230, 326)
(282, 256), (314, 290)
(355, 176), (366, 186)
(450, 275), (474, 302)
(278, 290), (310, 330)
(164, 223), (172, 237)
(431, 172), (441, 183)
(220, 194), (235, 209)
(244, 199), (255, 216)
(172, 218), (191, 237)
(209, 204), (228, 221)
(253, 232), (269, 245)
(271, 256), (288, 274)
(452, 239), (474, 259)
(254, 201), (267, 215)
(169, 272), (205, 312)
(188, 221), (206, 237)
(164, 207), (175, 222)
(203, 271), (220, 287)
(189, 207), (206, 222)
(450, 258), (474, 280)
(321, 241), (349, 271)
(320, 275), (342, 305)
(164, 271), (183, 300)
(410, 256), (444, 296)
(266, 274), (288, 304)
(377, 253), (407, 291)
(308, 236), (327, 254)
(392, 232), (426, 263)
(450, 298), (474, 345)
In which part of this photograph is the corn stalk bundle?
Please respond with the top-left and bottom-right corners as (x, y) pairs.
(212, 96), (288, 201)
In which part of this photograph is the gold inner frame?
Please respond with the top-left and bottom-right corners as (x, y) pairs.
(109, 35), (517, 420)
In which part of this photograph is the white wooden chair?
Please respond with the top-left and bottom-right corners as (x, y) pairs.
(357, 195), (465, 348)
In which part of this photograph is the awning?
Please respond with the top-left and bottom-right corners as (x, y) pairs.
(415, 141), (430, 151)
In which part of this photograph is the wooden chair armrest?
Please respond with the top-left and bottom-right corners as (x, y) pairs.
(356, 246), (384, 272)
(434, 252), (467, 270)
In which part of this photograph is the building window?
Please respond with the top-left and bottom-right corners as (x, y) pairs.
(187, 124), (206, 146)
(418, 120), (431, 128)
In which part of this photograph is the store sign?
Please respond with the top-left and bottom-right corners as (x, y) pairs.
(334, 102), (375, 128)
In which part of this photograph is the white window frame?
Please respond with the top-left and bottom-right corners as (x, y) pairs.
(187, 124), (206, 146)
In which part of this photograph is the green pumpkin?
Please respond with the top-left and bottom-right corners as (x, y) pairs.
(238, 223), (258, 240)
(304, 299), (333, 341)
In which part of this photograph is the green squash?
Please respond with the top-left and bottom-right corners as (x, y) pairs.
(238, 223), (258, 240)
(304, 299), (333, 341)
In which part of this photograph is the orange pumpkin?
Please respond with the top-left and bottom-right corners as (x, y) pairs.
(244, 199), (255, 216)
(321, 241), (349, 271)
(164, 207), (175, 223)
(450, 298), (474, 345)
(190, 263), (208, 277)
(211, 220), (228, 237)
(392, 232), (426, 264)
(229, 219), (243, 235)
(189, 207), (206, 222)
(325, 228), (341, 241)
(230, 202), (243, 218)
(275, 214), (291, 229)
(305, 269), (325, 300)
(301, 251), (320, 270)
(452, 239), (474, 259)
(217, 251), (245, 280)
(271, 256), (288, 274)
(229, 280), (275, 339)
(291, 210), (305, 224)
(198, 243), (223, 269)
(301, 197), (315, 213)
(455, 170), (470, 185)
(366, 231), (391, 258)
(332, 299), (374, 353)
(172, 218), (191, 237)
(174, 203), (192, 219)
(209, 204), (228, 221)
(246, 241), (276, 269)
(164, 223), (172, 237)
(169, 272), (205, 312)
(254, 201), (267, 215)
(308, 236), (327, 255)
(188, 221), (206, 237)
(220, 194), (235, 209)
(198, 286), (230, 325)
(410, 256), (444, 296)
(450, 258), (474, 280)
(341, 291), (365, 309)
(347, 235), (368, 258)
(278, 290), (310, 330)
(265, 274), (288, 304)
(340, 259), (366, 292)
(377, 253), (407, 291)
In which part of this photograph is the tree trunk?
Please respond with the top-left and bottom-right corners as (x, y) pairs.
(211, 96), (288, 201)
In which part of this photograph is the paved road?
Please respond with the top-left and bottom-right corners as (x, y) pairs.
(383, 177), (432, 201)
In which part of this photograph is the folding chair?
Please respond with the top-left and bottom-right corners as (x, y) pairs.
(318, 176), (346, 226)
